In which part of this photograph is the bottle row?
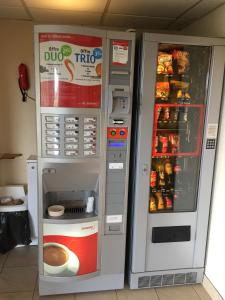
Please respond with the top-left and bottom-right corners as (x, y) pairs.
(150, 159), (182, 190)
(156, 106), (188, 124)
(149, 191), (173, 213)
(154, 134), (181, 154)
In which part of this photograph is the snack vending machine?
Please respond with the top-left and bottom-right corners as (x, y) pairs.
(34, 25), (134, 296)
(128, 33), (225, 288)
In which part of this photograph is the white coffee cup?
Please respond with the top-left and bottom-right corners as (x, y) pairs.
(43, 242), (70, 275)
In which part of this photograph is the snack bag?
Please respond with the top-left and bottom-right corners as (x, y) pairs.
(157, 52), (173, 74)
(156, 82), (170, 99)
(172, 50), (190, 74)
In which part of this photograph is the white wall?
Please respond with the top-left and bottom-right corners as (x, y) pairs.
(0, 20), (36, 185)
(183, 6), (225, 299)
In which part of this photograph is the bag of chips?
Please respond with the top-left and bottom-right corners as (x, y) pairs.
(156, 82), (170, 99)
(157, 52), (173, 75)
(172, 50), (190, 74)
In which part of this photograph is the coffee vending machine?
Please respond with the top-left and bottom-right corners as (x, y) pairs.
(34, 25), (135, 296)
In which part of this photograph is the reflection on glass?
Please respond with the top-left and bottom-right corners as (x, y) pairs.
(149, 44), (211, 213)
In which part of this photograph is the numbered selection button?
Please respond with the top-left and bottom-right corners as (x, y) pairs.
(46, 130), (60, 136)
(84, 124), (96, 130)
(65, 117), (79, 123)
(84, 137), (96, 143)
(65, 137), (78, 143)
(84, 143), (96, 150)
(65, 130), (79, 136)
(46, 150), (60, 156)
(84, 130), (96, 137)
(45, 116), (60, 123)
(65, 150), (78, 156)
(84, 150), (96, 156)
(65, 123), (78, 130)
(46, 143), (59, 149)
(46, 123), (60, 129)
(84, 117), (97, 124)
(65, 144), (78, 150)
(46, 137), (60, 143)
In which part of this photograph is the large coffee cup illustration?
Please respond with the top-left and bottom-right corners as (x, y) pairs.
(43, 242), (71, 275)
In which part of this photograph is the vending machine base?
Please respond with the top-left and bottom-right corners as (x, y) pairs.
(39, 273), (123, 296)
(128, 268), (204, 289)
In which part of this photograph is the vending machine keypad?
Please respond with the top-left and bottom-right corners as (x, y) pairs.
(41, 114), (99, 158)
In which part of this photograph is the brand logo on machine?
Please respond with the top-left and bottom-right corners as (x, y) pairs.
(81, 225), (95, 231)
(44, 46), (64, 62)
(74, 48), (102, 64)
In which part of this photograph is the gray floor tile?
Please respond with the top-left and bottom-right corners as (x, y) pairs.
(155, 285), (200, 300)
(4, 246), (38, 268)
(76, 291), (117, 300)
(0, 292), (33, 299)
(33, 292), (75, 300)
(192, 284), (212, 300)
(117, 288), (159, 300)
(0, 266), (37, 293)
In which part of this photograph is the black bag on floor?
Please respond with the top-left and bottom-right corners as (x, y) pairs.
(0, 210), (31, 254)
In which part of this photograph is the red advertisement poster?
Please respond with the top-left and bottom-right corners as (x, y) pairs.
(43, 221), (98, 277)
(39, 33), (103, 108)
(112, 40), (129, 65)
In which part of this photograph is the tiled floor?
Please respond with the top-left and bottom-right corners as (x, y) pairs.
(0, 246), (212, 299)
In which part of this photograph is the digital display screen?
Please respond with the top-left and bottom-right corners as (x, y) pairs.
(108, 141), (125, 148)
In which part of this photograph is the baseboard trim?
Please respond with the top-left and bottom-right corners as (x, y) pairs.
(203, 275), (224, 300)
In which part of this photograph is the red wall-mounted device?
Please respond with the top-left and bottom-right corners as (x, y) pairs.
(18, 63), (29, 102)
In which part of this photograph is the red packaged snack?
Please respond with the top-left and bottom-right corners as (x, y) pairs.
(156, 82), (170, 99)
(172, 50), (190, 74)
(168, 134), (180, 153)
(157, 52), (173, 74)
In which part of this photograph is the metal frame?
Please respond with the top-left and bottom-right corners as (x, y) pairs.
(128, 33), (225, 288)
(34, 25), (135, 295)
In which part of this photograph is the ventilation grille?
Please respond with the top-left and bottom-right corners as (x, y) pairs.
(138, 276), (150, 288)
(174, 273), (186, 285)
(138, 272), (197, 288)
(186, 272), (197, 284)
(162, 274), (174, 286)
(150, 275), (162, 287)
(64, 207), (85, 214)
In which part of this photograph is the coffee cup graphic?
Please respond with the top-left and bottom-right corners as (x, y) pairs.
(43, 242), (79, 275)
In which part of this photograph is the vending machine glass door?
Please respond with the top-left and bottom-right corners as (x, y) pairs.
(149, 44), (211, 213)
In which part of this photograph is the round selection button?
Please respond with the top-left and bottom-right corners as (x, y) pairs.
(111, 130), (116, 136)
(120, 130), (125, 136)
